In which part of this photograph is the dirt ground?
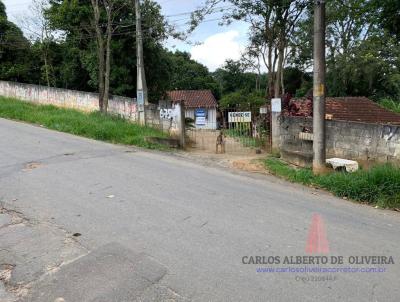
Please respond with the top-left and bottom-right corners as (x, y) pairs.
(179, 147), (269, 174)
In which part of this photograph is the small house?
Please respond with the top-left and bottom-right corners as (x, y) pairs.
(167, 90), (218, 129)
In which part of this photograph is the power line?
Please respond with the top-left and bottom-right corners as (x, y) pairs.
(0, 25), (173, 44)
(5, 4), (233, 20)
(2, 3), (236, 47)
(4, 9), (229, 39)
(164, 5), (234, 18)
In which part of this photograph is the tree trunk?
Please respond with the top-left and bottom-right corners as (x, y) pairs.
(274, 46), (284, 98)
(256, 57), (261, 93)
(103, 6), (112, 113)
(97, 36), (105, 112)
(267, 45), (274, 98)
(43, 50), (50, 87)
(41, 26), (50, 87)
(91, 0), (105, 112)
(280, 59), (285, 95)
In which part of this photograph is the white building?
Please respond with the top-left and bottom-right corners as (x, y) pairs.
(167, 90), (218, 130)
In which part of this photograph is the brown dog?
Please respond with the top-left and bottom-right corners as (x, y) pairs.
(216, 131), (226, 154)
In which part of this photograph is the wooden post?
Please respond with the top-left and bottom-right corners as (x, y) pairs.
(177, 101), (186, 148)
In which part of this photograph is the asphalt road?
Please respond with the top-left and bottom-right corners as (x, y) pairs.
(1, 118), (400, 302)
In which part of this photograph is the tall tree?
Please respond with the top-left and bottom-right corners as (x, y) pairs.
(90, 0), (106, 111)
(290, 0), (400, 99)
(25, 0), (55, 87)
(192, 0), (308, 98)
(0, 1), (34, 83)
(376, 0), (400, 40)
(89, 0), (128, 112)
(46, 0), (170, 107)
(166, 51), (219, 97)
(213, 59), (256, 95)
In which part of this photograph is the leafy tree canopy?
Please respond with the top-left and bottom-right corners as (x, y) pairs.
(0, 1), (34, 83)
(219, 90), (265, 110)
(166, 50), (220, 98)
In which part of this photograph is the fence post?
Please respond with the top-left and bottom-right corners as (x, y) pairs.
(271, 98), (282, 154)
(176, 100), (186, 148)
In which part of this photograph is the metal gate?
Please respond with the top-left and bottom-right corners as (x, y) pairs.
(186, 105), (271, 155)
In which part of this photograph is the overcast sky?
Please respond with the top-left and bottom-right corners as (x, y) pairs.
(3, 0), (249, 71)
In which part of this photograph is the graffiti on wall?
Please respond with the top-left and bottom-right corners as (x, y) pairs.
(160, 108), (178, 121)
(381, 125), (400, 141)
(159, 104), (181, 134)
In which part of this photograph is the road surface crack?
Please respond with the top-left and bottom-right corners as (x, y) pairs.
(0, 203), (30, 229)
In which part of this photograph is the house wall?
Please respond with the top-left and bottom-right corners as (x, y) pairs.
(0, 81), (138, 121)
(279, 116), (400, 166)
(185, 108), (217, 130)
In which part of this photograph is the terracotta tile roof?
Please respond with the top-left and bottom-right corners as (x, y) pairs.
(287, 97), (400, 125)
(326, 97), (400, 125)
(167, 90), (217, 108)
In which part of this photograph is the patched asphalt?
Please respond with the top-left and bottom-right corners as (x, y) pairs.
(0, 118), (399, 301)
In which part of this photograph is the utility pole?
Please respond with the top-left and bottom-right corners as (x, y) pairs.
(313, 0), (326, 174)
(135, 0), (148, 125)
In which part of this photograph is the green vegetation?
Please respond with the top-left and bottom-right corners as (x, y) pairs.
(0, 97), (168, 149)
(196, 0), (400, 101)
(1, 0), (400, 108)
(379, 98), (400, 114)
(264, 157), (400, 209)
(264, 157), (315, 185)
(225, 128), (263, 148)
(219, 90), (265, 111)
(168, 51), (220, 99)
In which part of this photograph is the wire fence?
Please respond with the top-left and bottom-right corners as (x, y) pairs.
(186, 107), (271, 155)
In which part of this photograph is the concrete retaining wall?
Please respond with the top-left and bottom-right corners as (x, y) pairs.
(279, 116), (400, 166)
(0, 81), (138, 121)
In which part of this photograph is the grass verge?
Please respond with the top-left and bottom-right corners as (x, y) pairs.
(264, 157), (400, 210)
(0, 96), (168, 150)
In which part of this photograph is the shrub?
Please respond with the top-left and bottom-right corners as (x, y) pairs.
(264, 157), (400, 209)
(379, 98), (400, 113)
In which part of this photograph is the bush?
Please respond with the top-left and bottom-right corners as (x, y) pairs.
(219, 90), (265, 110)
(264, 157), (400, 209)
(379, 98), (400, 113)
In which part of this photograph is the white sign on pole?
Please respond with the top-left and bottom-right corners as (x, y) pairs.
(271, 98), (282, 113)
(137, 90), (144, 112)
(228, 112), (252, 123)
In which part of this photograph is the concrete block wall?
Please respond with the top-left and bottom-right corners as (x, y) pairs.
(279, 117), (313, 166)
(0, 81), (138, 121)
(144, 104), (178, 133)
(326, 121), (400, 163)
(279, 116), (400, 166)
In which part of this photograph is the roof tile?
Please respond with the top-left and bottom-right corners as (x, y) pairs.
(167, 90), (217, 108)
(287, 97), (400, 125)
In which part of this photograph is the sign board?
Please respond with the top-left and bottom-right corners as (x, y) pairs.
(195, 108), (207, 125)
(228, 112), (251, 123)
(195, 108), (206, 117)
(137, 90), (144, 112)
(260, 107), (268, 114)
(271, 98), (282, 113)
(195, 117), (206, 125)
